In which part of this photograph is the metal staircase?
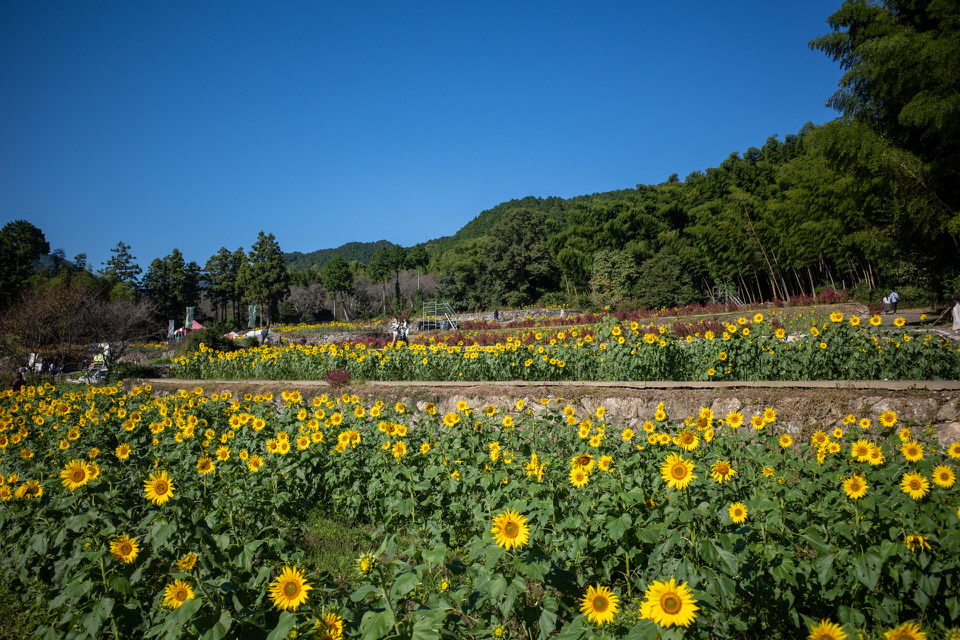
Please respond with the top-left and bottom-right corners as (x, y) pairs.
(420, 301), (459, 331)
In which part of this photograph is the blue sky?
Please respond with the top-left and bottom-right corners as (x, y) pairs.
(0, 1), (845, 272)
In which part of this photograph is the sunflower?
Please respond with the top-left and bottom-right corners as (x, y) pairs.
(948, 442), (960, 460)
(660, 454), (696, 490)
(247, 455), (264, 472)
(725, 412), (744, 428)
(884, 622), (927, 640)
(859, 418), (871, 429)
(269, 565), (312, 611)
(879, 410), (898, 428)
(710, 460), (736, 483)
(162, 579), (195, 609)
(811, 430), (828, 447)
(60, 460), (91, 491)
(762, 466), (774, 477)
(900, 472), (930, 500)
(842, 475), (868, 500)
(674, 430), (699, 451)
(639, 577), (699, 628)
(894, 317), (906, 327)
(144, 470), (175, 506)
(808, 618), (848, 640)
(571, 453), (595, 472)
(109, 535), (140, 564)
(778, 434), (792, 448)
(580, 584), (619, 626)
(867, 444), (886, 465)
(196, 457), (215, 475)
(312, 611), (345, 640)
(903, 535), (931, 553)
(598, 455), (613, 472)
(177, 552), (199, 571)
(869, 315), (882, 326)
(570, 467), (590, 488)
(728, 502), (748, 524)
(750, 415), (766, 430)
(621, 428), (635, 442)
(900, 441), (924, 462)
(932, 464), (956, 488)
(851, 439), (872, 461)
(115, 443), (131, 460)
(491, 509), (530, 551)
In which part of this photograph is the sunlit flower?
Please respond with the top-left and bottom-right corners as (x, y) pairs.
(162, 579), (195, 609)
(900, 472), (930, 500)
(728, 502), (748, 524)
(268, 565), (312, 611)
(660, 453), (696, 490)
(491, 509), (529, 551)
(110, 535), (140, 564)
(639, 577), (699, 628)
(808, 618), (848, 640)
(580, 584), (619, 626)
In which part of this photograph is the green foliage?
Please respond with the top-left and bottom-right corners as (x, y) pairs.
(0, 220), (49, 310)
(98, 241), (142, 287)
(141, 249), (201, 323)
(284, 240), (397, 272)
(236, 232), (290, 326)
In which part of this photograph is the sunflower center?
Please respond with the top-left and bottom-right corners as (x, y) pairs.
(70, 469), (86, 482)
(716, 464), (728, 474)
(909, 480), (921, 490)
(120, 543), (132, 555)
(503, 522), (519, 538)
(283, 581), (301, 598)
(592, 595), (609, 613)
(175, 588), (188, 601)
(156, 481), (168, 494)
(660, 593), (682, 614)
(671, 465), (687, 479)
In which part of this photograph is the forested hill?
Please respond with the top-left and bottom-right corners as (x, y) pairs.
(284, 240), (397, 271)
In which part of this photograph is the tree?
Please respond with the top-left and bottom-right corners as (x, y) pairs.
(0, 220), (49, 309)
(99, 242), (142, 285)
(810, 0), (960, 226)
(386, 245), (407, 311)
(367, 246), (392, 314)
(479, 208), (559, 308)
(204, 247), (245, 324)
(235, 232), (290, 326)
(140, 249), (201, 323)
(322, 256), (353, 321)
(407, 244), (429, 290)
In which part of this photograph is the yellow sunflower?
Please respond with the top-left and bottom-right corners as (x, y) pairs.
(570, 467), (590, 488)
(808, 618), (848, 640)
(109, 535), (140, 564)
(144, 470), (175, 506)
(851, 439), (872, 462)
(879, 410), (898, 428)
(884, 622), (927, 640)
(177, 552), (199, 571)
(726, 411), (744, 428)
(900, 441), (924, 462)
(660, 454), (696, 490)
(491, 509), (530, 551)
(728, 502), (748, 524)
(580, 584), (619, 626)
(60, 460), (91, 491)
(312, 611), (345, 640)
(948, 442), (960, 460)
(710, 460), (736, 483)
(571, 453), (595, 472)
(842, 475), (868, 500)
(196, 457), (215, 475)
(932, 464), (956, 488)
(639, 577), (699, 628)
(750, 414), (766, 430)
(268, 565), (312, 611)
(778, 434), (792, 448)
(162, 579), (195, 609)
(674, 430), (699, 451)
(903, 535), (931, 553)
(900, 472), (930, 500)
(115, 443), (131, 460)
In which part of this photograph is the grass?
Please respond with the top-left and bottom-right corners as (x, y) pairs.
(297, 510), (377, 584)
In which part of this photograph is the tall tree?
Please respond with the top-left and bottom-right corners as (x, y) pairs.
(810, 0), (960, 229)
(98, 241), (142, 300)
(0, 220), (49, 309)
(235, 232), (290, 326)
(140, 249), (201, 323)
(204, 246), (245, 324)
(407, 244), (429, 290)
(322, 256), (353, 321)
(480, 208), (560, 308)
(367, 246), (392, 314)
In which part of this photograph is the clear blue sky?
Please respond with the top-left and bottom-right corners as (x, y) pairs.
(0, 1), (845, 272)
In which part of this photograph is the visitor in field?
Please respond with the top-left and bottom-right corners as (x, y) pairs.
(889, 289), (900, 313)
(390, 317), (400, 347)
(882, 294), (891, 314)
(953, 294), (960, 332)
(11, 371), (24, 392)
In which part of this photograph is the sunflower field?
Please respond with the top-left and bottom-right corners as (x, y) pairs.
(1, 381), (958, 639)
(172, 313), (960, 383)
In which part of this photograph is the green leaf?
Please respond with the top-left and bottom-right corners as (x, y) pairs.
(853, 548), (882, 591)
(391, 571), (420, 598)
(538, 597), (558, 640)
(82, 597), (114, 638)
(422, 542), (447, 566)
(360, 609), (395, 640)
(350, 584), (381, 602)
(623, 619), (663, 640)
(266, 611), (296, 640)
(234, 540), (263, 572)
(606, 513), (632, 540)
(815, 553), (836, 588)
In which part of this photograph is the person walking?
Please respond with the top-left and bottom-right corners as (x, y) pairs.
(889, 290), (900, 314)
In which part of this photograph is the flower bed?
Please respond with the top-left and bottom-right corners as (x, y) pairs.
(1, 383), (957, 638)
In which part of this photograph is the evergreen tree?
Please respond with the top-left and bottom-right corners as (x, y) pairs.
(140, 249), (201, 323)
(322, 255), (353, 321)
(0, 220), (49, 309)
(236, 232), (290, 326)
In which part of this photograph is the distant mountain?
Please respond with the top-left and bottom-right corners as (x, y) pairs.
(284, 240), (397, 272)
